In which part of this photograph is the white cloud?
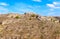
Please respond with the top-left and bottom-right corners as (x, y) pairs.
(0, 6), (9, 14)
(53, 2), (58, 5)
(0, 2), (9, 14)
(47, 4), (55, 8)
(46, 2), (60, 16)
(32, 0), (41, 2)
(46, 2), (60, 8)
(53, 2), (60, 5)
(0, 2), (8, 6)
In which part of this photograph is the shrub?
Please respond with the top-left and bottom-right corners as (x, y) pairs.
(11, 16), (13, 18)
(24, 12), (27, 15)
(29, 17), (32, 20)
(31, 14), (39, 19)
(36, 15), (39, 18)
(41, 35), (43, 39)
(0, 22), (2, 24)
(15, 16), (20, 19)
(54, 30), (60, 34)
(31, 14), (36, 17)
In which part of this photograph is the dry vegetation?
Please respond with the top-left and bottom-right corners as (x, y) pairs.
(0, 13), (60, 39)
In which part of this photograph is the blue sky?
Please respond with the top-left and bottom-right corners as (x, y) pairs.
(0, 0), (60, 16)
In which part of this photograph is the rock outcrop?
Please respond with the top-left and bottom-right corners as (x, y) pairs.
(0, 12), (60, 39)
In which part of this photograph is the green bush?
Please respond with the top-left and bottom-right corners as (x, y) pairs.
(31, 14), (36, 17)
(31, 14), (39, 19)
(15, 16), (20, 19)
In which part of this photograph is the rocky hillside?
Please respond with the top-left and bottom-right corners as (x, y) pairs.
(0, 12), (60, 39)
